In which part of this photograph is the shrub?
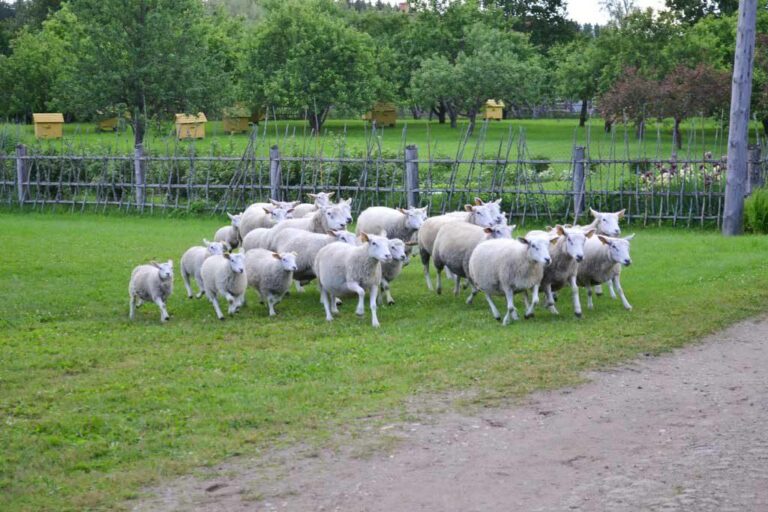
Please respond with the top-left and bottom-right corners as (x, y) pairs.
(530, 154), (551, 173)
(745, 187), (768, 234)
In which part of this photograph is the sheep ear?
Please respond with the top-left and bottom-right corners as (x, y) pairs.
(589, 207), (598, 218)
(617, 209), (626, 219)
(420, 206), (428, 213)
(484, 227), (493, 234)
(397, 207), (406, 214)
(550, 236), (559, 245)
(272, 252), (282, 260)
(585, 229), (596, 238)
(203, 238), (211, 246)
(287, 208), (295, 213)
(224, 252), (231, 260)
(517, 237), (529, 245)
(597, 235), (610, 245)
(509, 224), (517, 231)
(327, 192), (335, 198)
(262, 207), (272, 214)
(474, 197), (484, 205)
(307, 193), (317, 199)
(564, 223), (573, 228)
(227, 212), (235, 220)
(343, 198), (352, 204)
(624, 233), (635, 241)
(556, 225), (566, 236)
(464, 204), (473, 212)
(405, 241), (418, 246)
(360, 232), (370, 242)
(545, 225), (553, 232)
(291, 251), (298, 257)
(493, 198), (501, 205)
(166, 259), (173, 267)
(150, 260), (160, 268)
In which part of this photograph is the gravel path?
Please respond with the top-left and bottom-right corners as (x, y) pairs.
(134, 316), (768, 512)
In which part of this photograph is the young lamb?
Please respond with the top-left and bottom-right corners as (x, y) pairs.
(378, 237), (411, 305)
(267, 202), (351, 246)
(239, 204), (294, 239)
(577, 234), (635, 311)
(535, 225), (594, 317)
(314, 232), (392, 327)
(417, 203), (499, 290)
(129, 260), (174, 323)
(575, 208), (625, 297)
(431, 223), (515, 296)
(355, 206), (428, 243)
(214, 212), (243, 250)
(200, 252), (247, 320)
(180, 239), (229, 298)
(244, 249), (298, 316)
(468, 235), (553, 325)
(290, 191), (335, 218)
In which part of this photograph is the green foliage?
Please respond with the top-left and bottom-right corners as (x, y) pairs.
(745, 187), (768, 234)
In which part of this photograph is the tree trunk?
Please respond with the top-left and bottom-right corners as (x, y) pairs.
(604, 118), (612, 133)
(133, 112), (144, 147)
(410, 106), (423, 120)
(466, 109), (477, 136)
(635, 119), (645, 140)
(673, 117), (683, 150)
(449, 110), (458, 129)
(308, 107), (329, 133)
(762, 117), (768, 137)
(432, 102), (447, 124)
(579, 98), (588, 127)
(723, 0), (758, 236)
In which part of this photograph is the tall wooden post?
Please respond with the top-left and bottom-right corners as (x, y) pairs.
(15, 144), (28, 205)
(269, 145), (282, 201)
(572, 146), (586, 222)
(405, 145), (419, 207)
(134, 144), (145, 210)
(722, 0), (758, 235)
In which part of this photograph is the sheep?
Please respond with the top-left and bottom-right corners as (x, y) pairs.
(241, 227), (273, 253)
(575, 208), (625, 297)
(290, 191), (335, 218)
(314, 232), (392, 327)
(535, 225), (594, 318)
(180, 239), (229, 299)
(378, 237), (412, 305)
(577, 234), (635, 311)
(468, 235), (553, 325)
(355, 206), (428, 243)
(447, 198), (506, 226)
(239, 204), (294, 239)
(268, 201), (351, 245)
(431, 223), (515, 296)
(200, 252), (247, 320)
(244, 249), (298, 316)
(214, 212), (243, 250)
(129, 260), (174, 323)
(417, 203), (499, 290)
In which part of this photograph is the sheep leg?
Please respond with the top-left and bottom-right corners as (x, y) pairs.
(129, 295), (136, 320)
(502, 288), (518, 325)
(524, 284), (539, 319)
(545, 284), (559, 315)
(435, 265), (443, 295)
(381, 278), (395, 305)
(225, 292), (238, 315)
(586, 285), (594, 309)
(466, 284), (479, 305)
(369, 285), (380, 328)
(345, 282), (366, 316)
(154, 297), (170, 323)
(420, 248), (434, 291)
(445, 267), (456, 281)
(208, 293), (225, 320)
(453, 276), (461, 297)
(267, 294), (277, 316)
(594, 283), (603, 296)
(613, 275), (632, 310)
(181, 269), (194, 299)
(294, 279), (306, 293)
(570, 275), (583, 318)
(330, 292), (340, 314)
(483, 292), (501, 321)
(194, 272), (205, 298)
(607, 280), (617, 299)
(320, 288), (334, 321)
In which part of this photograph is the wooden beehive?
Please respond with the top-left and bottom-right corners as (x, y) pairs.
(97, 117), (119, 132)
(362, 102), (397, 127)
(33, 113), (64, 139)
(483, 99), (504, 121)
(175, 112), (207, 140)
(222, 106), (251, 134)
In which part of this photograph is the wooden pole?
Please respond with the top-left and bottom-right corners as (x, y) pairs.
(269, 145), (282, 201)
(405, 145), (419, 207)
(572, 145), (586, 222)
(16, 144), (27, 205)
(722, 0), (758, 236)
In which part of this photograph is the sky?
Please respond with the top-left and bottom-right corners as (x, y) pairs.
(567, 0), (667, 25)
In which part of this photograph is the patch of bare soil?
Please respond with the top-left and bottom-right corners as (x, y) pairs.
(133, 317), (768, 511)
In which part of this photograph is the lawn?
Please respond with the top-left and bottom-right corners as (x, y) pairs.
(2, 211), (768, 511)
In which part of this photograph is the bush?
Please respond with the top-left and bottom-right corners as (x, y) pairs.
(530, 154), (551, 173)
(745, 187), (768, 234)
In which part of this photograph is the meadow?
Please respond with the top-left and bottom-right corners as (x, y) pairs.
(2, 211), (768, 511)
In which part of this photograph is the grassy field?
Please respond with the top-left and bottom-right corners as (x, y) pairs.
(2, 211), (768, 511)
(2, 117), (753, 160)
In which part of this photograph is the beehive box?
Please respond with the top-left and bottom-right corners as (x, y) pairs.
(362, 102), (397, 127)
(483, 100), (504, 121)
(97, 117), (119, 132)
(222, 106), (251, 134)
(33, 113), (64, 139)
(175, 113), (207, 139)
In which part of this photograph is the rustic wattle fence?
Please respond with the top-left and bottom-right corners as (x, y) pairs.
(1, 122), (765, 227)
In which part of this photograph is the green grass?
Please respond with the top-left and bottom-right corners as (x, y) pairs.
(2, 117), (754, 160)
(2, 211), (768, 511)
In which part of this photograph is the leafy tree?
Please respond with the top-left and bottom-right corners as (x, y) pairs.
(598, 67), (660, 138)
(665, 0), (738, 24)
(484, 0), (578, 48)
(551, 38), (605, 126)
(55, 0), (230, 146)
(244, 0), (377, 132)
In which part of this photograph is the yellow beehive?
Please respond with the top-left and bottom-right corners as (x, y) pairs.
(175, 112), (207, 139)
(483, 99), (505, 121)
(33, 113), (64, 139)
(362, 102), (397, 127)
(97, 117), (119, 132)
(222, 106), (251, 134)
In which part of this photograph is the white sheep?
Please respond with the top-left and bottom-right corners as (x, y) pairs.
(214, 212), (243, 250)
(241, 227), (273, 253)
(200, 252), (247, 320)
(244, 249), (298, 316)
(575, 208), (625, 297)
(378, 237), (411, 305)
(417, 203), (499, 290)
(431, 223), (515, 297)
(577, 234), (635, 311)
(180, 239), (229, 299)
(314, 232), (392, 327)
(355, 206), (428, 243)
(129, 260), (174, 323)
(290, 191), (336, 218)
(268, 202), (351, 246)
(468, 235), (553, 325)
(239, 204), (294, 239)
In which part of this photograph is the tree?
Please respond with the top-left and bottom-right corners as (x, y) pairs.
(551, 38), (605, 126)
(244, 0), (377, 132)
(600, 0), (639, 22)
(55, 0), (230, 147)
(598, 67), (660, 138)
(484, 0), (578, 48)
(665, 0), (739, 23)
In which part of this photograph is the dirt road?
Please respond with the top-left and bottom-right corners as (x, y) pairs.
(134, 316), (768, 511)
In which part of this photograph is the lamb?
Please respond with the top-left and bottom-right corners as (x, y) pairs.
(214, 212), (243, 250)
(290, 191), (335, 218)
(314, 232), (392, 327)
(575, 208), (625, 297)
(431, 223), (514, 296)
(129, 260), (174, 323)
(468, 235), (553, 325)
(180, 239), (229, 299)
(355, 206), (428, 243)
(535, 225), (594, 317)
(577, 234), (635, 311)
(239, 204), (294, 239)
(244, 249), (298, 316)
(378, 237), (411, 305)
(267, 201), (351, 246)
(417, 203), (499, 290)
(200, 252), (247, 320)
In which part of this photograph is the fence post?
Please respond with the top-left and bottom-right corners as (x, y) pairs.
(134, 144), (145, 210)
(15, 144), (27, 205)
(747, 145), (763, 195)
(571, 145), (586, 221)
(270, 145), (282, 201)
(405, 144), (419, 207)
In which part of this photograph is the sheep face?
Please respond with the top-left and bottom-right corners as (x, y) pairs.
(400, 206), (428, 230)
(203, 240), (228, 256)
(273, 252), (298, 272)
(560, 226), (591, 263)
(362, 233), (393, 262)
(269, 199), (301, 210)
(337, 198), (353, 224)
(308, 191), (334, 207)
(485, 224), (515, 239)
(597, 234), (634, 266)
(468, 204), (498, 228)
(224, 252), (246, 274)
(590, 208), (625, 237)
(475, 198), (505, 225)
(330, 230), (359, 245)
(227, 212), (243, 228)
(518, 236), (552, 265)
(388, 239), (408, 262)
(152, 260), (174, 280)
(265, 206), (293, 222)
(322, 205), (348, 231)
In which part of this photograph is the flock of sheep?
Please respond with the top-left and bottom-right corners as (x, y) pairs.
(128, 191), (635, 328)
